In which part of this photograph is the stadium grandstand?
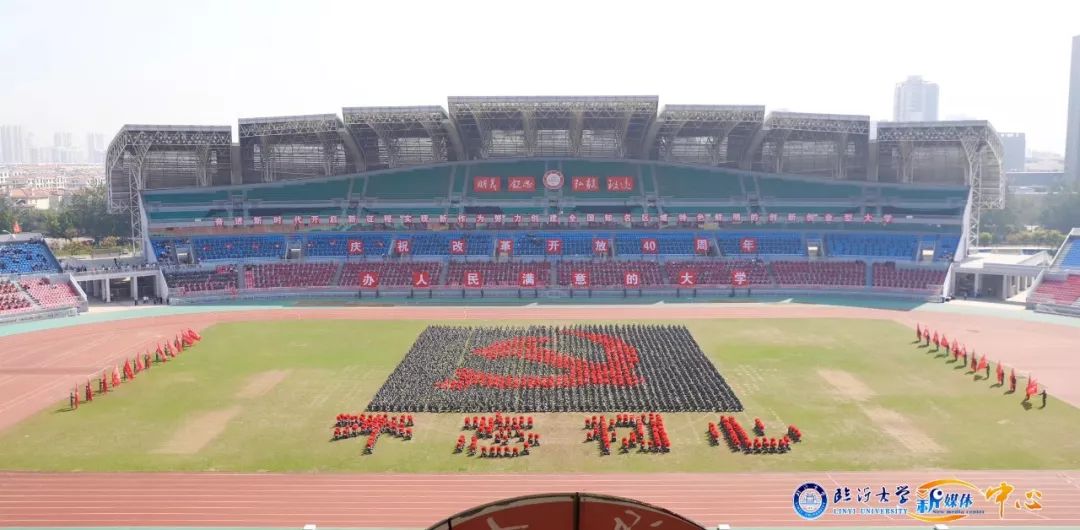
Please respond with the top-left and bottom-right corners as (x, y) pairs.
(96, 95), (1022, 305)
(0, 236), (87, 323)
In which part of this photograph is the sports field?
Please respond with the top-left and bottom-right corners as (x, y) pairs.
(2, 317), (1078, 473)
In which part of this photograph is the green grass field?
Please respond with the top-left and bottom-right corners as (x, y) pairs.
(2, 318), (1079, 472)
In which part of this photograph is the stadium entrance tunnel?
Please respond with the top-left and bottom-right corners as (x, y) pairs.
(426, 492), (704, 530)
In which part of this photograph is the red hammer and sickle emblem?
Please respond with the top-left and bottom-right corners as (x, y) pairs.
(435, 330), (642, 390)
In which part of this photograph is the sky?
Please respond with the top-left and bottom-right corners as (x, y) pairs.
(1, 0), (1078, 153)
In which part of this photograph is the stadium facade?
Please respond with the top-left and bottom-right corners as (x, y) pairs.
(90, 95), (1032, 306)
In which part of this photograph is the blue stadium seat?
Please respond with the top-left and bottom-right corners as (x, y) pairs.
(509, 233), (611, 256)
(402, 233), (493, 256)
(715, 232), (805, 256)
(193, 235), (287, 261)
(614, 233), (696, 256)
(304, 233), (392, 257)
(150, 238), (191, 265)
(1059, 238), (1080, 269)
(825, 233), (918, 260)
(0, 241), (61, 274)
(934, 235), (961, 262)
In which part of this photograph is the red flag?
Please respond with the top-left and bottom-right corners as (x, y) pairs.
(915, 323), (921, 340)
(100, 374), (109, 393)
(123, 359), (134, 381)
(85, 381), (93, 402)
(976, 355), (988, 372)
(111, 366), (121, 388)
(134, 356), (142, 373)
(174, 337), (182, 353)
(72, 384), (80, 409)
(1026, 377), (1038, 398)
(996, 361), (1004, 380)
(11, 221), (21, 234)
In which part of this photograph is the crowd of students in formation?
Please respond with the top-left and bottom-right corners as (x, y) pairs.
(68, 329), (201, 410)
(332, 413), (414, 454)
(366, 324), (743, 413)
(585, 413), (671, 455)
(456, 412), (540, 457)
(709, 416), (801, 454)
(915, 324), (1048, 408)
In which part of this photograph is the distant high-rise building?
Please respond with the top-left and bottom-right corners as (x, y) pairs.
(53, 131), (73, 149)
(86, 132), (105, 164)
(1065, 35), (1080, 185)
(893, 75), (940, 122)
(1, 125), (27, 163)
(999, 132), (1027, 172)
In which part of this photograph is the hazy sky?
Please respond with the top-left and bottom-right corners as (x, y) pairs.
(1, 0), (1078, 153)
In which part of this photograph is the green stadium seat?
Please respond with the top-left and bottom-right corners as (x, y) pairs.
(880, 186), (967, 202)
(654, 166), (743, 199)
(364, 166), (452, 199)
(143, 190), (229, 205)
(245, 179), (350, 202)
(756, 176), (862, 199)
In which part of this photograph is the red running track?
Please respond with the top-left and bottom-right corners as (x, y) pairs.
(3, 471), (1080, 527)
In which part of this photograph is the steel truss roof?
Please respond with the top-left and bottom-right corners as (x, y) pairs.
(448, 96), (658, 160)
(342, 106), (461, 169)
(646, 105), (765, 166)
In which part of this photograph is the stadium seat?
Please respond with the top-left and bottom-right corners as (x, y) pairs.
(19, 277), (82, 309)
(1057, 237), (1080, 270)
(142, 190), (229, 205)
(339, 261), (443, 287)
(934, 235), (961, 262)
(771, 260), (866, 287)
(0, 240), (62, 274)
(193, 236), (287, 261)
(363, 166), (452, 200)
(715, 232), (805, 256)
(151, 238), (191, 265)
(756, 176), (862, 199)
(1028, 274), (1080, 306)
(511, 233), (609, 256)
(445, 261), (550, 287)
(305, 233), (392, 257)
(871, 262), (946, 290)
(614, 233), (697, 256)
(556, 260), (662, 286)
(245, 179), (350, 202)
(653, 166), (744, 198)
(664, 260), (770, 286)
(404, 233), (493, 256)
(245, 263), (338, 288)
(0, 279), (33, 315)
(165, 267), (239, 294)
(825, 233), (918, 260)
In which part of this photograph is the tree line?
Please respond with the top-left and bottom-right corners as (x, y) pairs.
(0, 183), (130, 242)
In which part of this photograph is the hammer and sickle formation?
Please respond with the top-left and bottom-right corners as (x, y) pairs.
(436, 330), (642, 390)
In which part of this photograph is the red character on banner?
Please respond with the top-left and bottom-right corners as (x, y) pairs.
(659, 213), (669, 224)
(749, 212), (760, 223)
(519, 271), (537, 287)
(438, 214), (448, 224)
(623, 271), (642, 287)
(604, 213), (613, 223)
(383, 214), (393, 224)
(329, 215), (339, 225)
(843, 212), (854, 222)
(739, 237), (758, 254)
(420, 214), (429, 224)
(805, 213), (816, 223)
(365, 214), (375, 224)
(824, 213), (834, 223)
(568, 213), (578, 224)
(402, 214), (413, 224)
(234, 216), (244, 226)
(530, 214), (540, 224)
(586, 213), (596, 223)
(883, 214), (893, 224)
(464, 271), (484, 288)
(548, 213), (558, 224)
(412, 270), (431, 288)
(347, 214), (357, 224)
(310, 215), (321, 225)
(473, 176), (500, 192)
(476, 213), (487, 224)
(593, 238), (609, 255)
(732, 212), (742, 223)
(731, 269), (749, 287)
(394, 239), (411, 255)
(512, 214), (522, 224)
(359, 272), (379, 289)
(571, 270), (591, 287)
(508, 176), (535, 192)
(694, 237), (709, 255)
(572, 176), (600, 192)
(677, 270), (697, 287)
(696, 213), (705, 223)
(678, 213), (688, 223)
(546, 239), (563, 255)
(623, 213), (633, 223)
(863, 213), (875, 223)
(714, 213), (724, 223)
(273, 215), (283, 225)
(497, 239), (514, 255)
(642, 212), (651, 223)
(450, 239), (467, 255)
(214, 217), (224, 227)
(457, 214), (467, 224)
(606, 176), (635, 191)
(768, 212), (778, 223)
(786, 213), (797, 223)
(293, 215), (303, 225)
(347, 239), (365, 255)
(253, 216), (263, 226)
(641, 238), (658, 254)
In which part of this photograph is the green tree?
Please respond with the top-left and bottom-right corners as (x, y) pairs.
(59, 183), (128, 241)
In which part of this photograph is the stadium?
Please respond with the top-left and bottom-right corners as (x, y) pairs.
(3, 96), (1080, 529)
